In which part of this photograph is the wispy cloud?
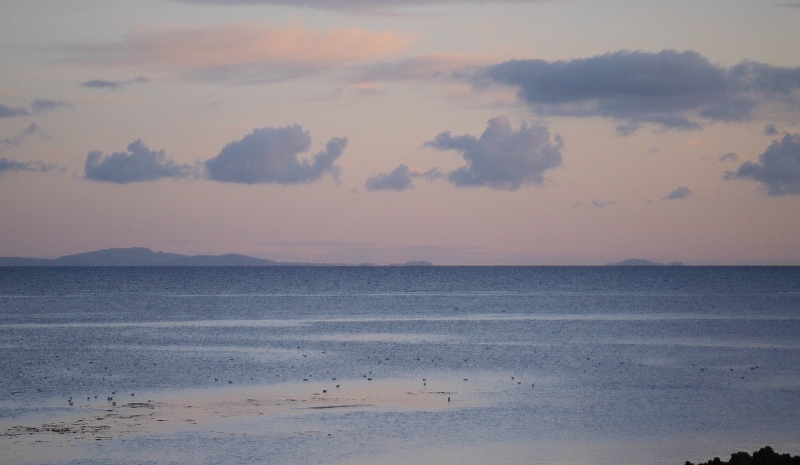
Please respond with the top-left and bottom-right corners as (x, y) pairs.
(725, 133), (800, 196)
(0, 123), (40, 150)
(663, 186), (692, 201)
(365, 164), (444, 191)
(205, 125), (347, 184)
(2, 99), (74, 117)
(478, 49), (800, 134)
(69, 23), (412, 83)
(81, 76), (150, 91)
(30, 99), (74, 114)
(0, 157), (58, 176)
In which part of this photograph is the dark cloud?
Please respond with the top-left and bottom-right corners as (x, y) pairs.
(30, 99), (74, 114)
(1, 123), (39, 150)
(423, 116), (562, 190)
(764, 123), (779, 136)
(0, 103), (30, 118)
(365, 164), (444, 191)
(480, 49), (800, 133)
(724, 133), (800, 196)
(205, 125), (347, 184)
(81, 77), (150, 90)
(719, 152), (739, 162)
(663, 186), (692, 201)
(0, 157), (57, 176)
(85, 140), (195, 183)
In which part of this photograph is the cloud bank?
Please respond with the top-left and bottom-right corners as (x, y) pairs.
(0, 104), (29, 118)
(1, 99), (72, 118)
(725, 133), (800, 196)
(70, 23), (411, 83)
(205, 125), (347, 184)
(424, 116), (563, 190)
(0, 157), (57, 176)
(480, 50), (800, 133)
(85, 140), (195, 183)
(81, 77), (150, 91)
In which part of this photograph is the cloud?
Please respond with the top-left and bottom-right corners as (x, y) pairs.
(764, 123), (779, 136)
(365, 164), (444, 191)
(355, 53), (486, 83)
(0, 103), (30, 118)
(663, 186), (692, 201)
(69, 23), (411, 83)
(0, 157), (58, 176)
(724, 133), (800, 196)
(479, 49), (800, 133)
(85, 140), (195, 183)
(423, 116), (562, 190)
(30, 99), (74, 114)
(205, 125), (347, 184)
(591, 199), (616, 208)
(1, 100), (73, 118)
(81, 76), (150, 90)
(0, 123), (39, 150)
(719, 152), (738, 162)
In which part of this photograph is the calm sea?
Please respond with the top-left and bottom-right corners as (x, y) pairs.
(1, 266), (798, 465)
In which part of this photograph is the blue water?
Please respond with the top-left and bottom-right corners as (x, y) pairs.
(1, 266), (799, 464)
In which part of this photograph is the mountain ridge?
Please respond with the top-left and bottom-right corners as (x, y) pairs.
(0, 247), (433, 267)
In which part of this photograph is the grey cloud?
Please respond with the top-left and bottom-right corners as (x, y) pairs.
(81, 77), (150, 90)
(724, 133), (800, 196)
(591, 199), (616, 208)
(205, 125), (346, 184)
(0, 103), (30, 118)
(764, 123), (779, 136)
(85, 140), (195, 183)
(1, 123), (39, 150)
(719, 152), (739, 162)
(663, 186), (692, 201)
(481, 50), (800, 133)
(424, 116), (562, 190)
(365, 164), (444, 191)
(31, 99), (74, 114)
(0, 157), (57, 176)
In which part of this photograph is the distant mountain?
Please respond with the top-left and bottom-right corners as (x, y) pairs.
(388, 260), (434, 266)
(0, 247), (434, 266)
(0, 247), (284, 266)
(607, 258), (685, 266)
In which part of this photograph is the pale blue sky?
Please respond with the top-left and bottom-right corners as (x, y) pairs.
(1, 0), (799, 264)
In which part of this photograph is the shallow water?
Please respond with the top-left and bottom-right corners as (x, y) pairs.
(1, 266), (799, 464)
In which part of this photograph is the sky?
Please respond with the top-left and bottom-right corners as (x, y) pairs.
(1, 0), (799, 265)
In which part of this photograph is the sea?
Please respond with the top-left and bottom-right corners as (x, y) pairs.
(0, 266), (798, 465)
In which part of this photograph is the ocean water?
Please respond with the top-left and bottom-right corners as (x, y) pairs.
(0, 266), (798, 465)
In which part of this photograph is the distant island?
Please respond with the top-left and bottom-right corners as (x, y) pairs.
(607, 258), (685, 266)
(0, 247), (431, 267)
